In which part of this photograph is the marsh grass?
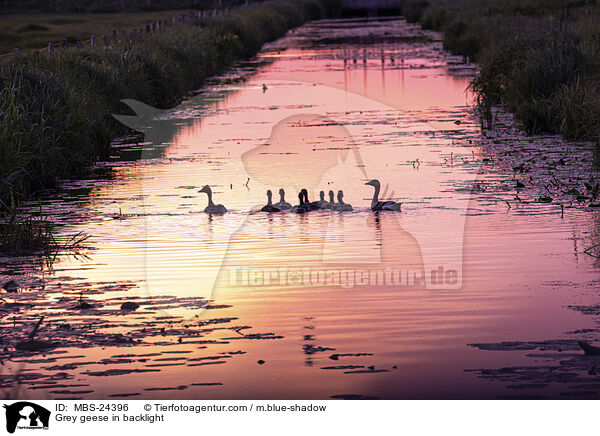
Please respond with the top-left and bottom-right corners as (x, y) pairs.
(0, 0), (338, 250)
(0, 202), (89, 255)
(403, 0), (600, 142)
(0, 10), (211, 54)
(1, 0), (234, 14)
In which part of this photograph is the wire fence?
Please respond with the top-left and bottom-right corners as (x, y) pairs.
(0, 3), (250, 62)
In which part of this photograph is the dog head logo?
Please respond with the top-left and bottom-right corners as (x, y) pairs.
(3, 402), (50, 433)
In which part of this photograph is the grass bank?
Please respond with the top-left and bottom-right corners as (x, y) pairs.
(0, 0), (338, 252)
(0, 0), (247, 14)
(0, 1), (263, 54)
(0, 10), (203, 54)
(402, 0), (600, 143)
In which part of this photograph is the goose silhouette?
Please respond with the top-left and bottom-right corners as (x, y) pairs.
(304, 190), (321, 211)
(198, 185), (227, 214)
(325, 190), (338, 210)
(274, 188), (292, 210)
(315, 191), (328, 209)
(291, 190), (311, 214)
(365, 179), (401, 211)
(336, 190), (353, 211)
(261, 190), (282, 212)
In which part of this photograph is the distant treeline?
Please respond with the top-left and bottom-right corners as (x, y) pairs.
(0, 0), (339, 213)
(402, 0), (600, 144)
(0, 0), (246, 13)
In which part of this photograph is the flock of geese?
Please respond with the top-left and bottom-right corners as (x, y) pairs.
(198, 179), (401, 214)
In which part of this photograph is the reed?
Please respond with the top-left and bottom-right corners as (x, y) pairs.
(0, 201), (89, 254)
(0, 0), (338, 251)
(402, 0), (600, 143)
(0, 0), (338, 218)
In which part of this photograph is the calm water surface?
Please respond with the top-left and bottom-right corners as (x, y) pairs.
(2, 17), (600, 400)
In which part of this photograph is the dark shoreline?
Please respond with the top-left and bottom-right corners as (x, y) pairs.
(0, 0), (339, 216)
(402, 0), (600, 146)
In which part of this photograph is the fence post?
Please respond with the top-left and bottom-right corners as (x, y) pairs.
(91, 35), (96, 47)
(48, 42), (54, 53)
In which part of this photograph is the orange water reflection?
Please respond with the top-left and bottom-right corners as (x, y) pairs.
(6, 18), (600, 400)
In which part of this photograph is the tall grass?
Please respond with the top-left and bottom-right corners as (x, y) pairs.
(0, 0), (245, 14)
(0, 0), (338, 213)
(0, 201), (89, 254)
(402, 0), (600, 142)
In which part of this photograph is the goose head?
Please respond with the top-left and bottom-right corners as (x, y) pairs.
(298, 191), (304, 205)
(301, 189), (309, 203)
(365, 179), (380, 189)
(319, 191), (325, 201)
(329, 190), (335, 202)
(279, 188), (285, 200)
(337, 190), (344, 202)
(198, 185), (211, 194)
(266, 190), (273, 204)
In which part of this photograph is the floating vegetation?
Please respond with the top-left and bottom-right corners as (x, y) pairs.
(0, 204), (89, 255)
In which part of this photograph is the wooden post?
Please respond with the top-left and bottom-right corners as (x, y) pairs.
(90, 35), (96, 47)
(48, 42), (54, 53)
(146, 23), (151, 33)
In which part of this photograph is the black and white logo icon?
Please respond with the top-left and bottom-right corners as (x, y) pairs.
(3, 402), (50, 434)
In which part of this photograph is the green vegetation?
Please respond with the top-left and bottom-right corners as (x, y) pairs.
(0, 10), (206, 53)
(0, 0), (246, 14)
(0, 0), (338, 252)
(0, 202), (89, 254)
(402, 0), (600, 142)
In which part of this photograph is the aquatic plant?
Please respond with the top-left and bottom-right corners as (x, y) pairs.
(0, 202), (89, 254)
(0, 0), (339, 226)
(402, 0), (600, 143)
